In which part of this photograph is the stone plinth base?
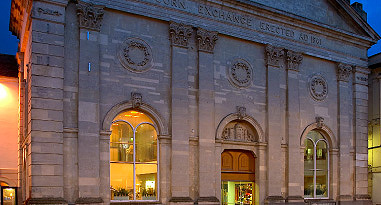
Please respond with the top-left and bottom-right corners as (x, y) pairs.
(286, 196), (304, 204)
(196, 196), (219, 205)
(26, 197), (67, 205)
(169, 197), (194, 205)
(75, 197), (104, 204)
(265, 196), (286, 204)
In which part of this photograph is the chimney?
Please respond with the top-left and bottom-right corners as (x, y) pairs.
(351, 2), (367, 21)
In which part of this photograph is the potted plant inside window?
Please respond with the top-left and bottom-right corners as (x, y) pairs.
(114, 187), (130, 200)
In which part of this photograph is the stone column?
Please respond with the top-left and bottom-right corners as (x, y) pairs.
(353, 66), (372, 202)
(264, 45), (285, 204)
(285, 50), (304, 203)
(75, 2), (104, 203)
(27, 1), (67, 203)
(196, 28), (219, 205)
(168, 21), (193, 205)
(63, 1), (79, 203)
(337, 63), (354, 202)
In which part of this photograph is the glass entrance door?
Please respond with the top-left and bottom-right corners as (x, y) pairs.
(1, 187), (17, 205)
(221, 150), (256, 205)
(222, 181), (254, 205)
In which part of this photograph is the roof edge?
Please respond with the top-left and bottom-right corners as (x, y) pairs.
(334, 0), (380, 42)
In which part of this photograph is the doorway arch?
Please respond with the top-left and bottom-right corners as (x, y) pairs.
(221, 150), (255, 205)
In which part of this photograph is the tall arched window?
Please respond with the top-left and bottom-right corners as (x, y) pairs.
(304, 130), (329, 199)
(110, 110), (158, 201)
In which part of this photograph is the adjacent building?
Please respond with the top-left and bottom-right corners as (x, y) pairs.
(9, 0), (380, 204)
(0, 54), (19, 205)
(368, 52), (381, 205)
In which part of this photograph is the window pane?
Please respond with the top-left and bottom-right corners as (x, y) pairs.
(114, 110), (153, 128)
(306, 130), (324, 142)
(110, 122), (133, 162)
(135, 164), (158, 200)
(135, 124), (157, 163)
(304, 139), (314, 198)
(110, 143), (134, 162)
(110, 163), (134, 200)
(316, 140), (328, 198)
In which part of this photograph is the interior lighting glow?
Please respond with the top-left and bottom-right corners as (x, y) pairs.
(0, 83), (8, 99)
(146, 181), (155, 189)
(131, 111), (139, 114)
(125, 115), (132, 117)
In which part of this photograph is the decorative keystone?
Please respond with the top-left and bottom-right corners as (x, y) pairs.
(265, 44), (285, 67)
(131, 92), (142, 108)
(316, 116), (324, 128)
(169, 21), (193, 48)
(196, 28), (218, 53)
(236, 106), (246, 119)
(77, 1), (104, 31)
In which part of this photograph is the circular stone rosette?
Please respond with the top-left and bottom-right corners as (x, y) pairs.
(118, 37), (154, 73)
(227, 59), (253, 88)
(309, 74), (328, 101)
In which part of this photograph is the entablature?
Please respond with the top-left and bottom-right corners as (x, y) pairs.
(84, 0), (378, 67)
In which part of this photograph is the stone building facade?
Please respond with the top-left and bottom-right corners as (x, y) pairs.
(9, 0), (380, 204)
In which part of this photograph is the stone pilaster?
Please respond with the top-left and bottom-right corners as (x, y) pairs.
(337, 63), (354, 202)
(264, 44), (285, 204)
(27, 0), (67, 203)
(75, 1), (104, 203)
(99, 130), (112, 202)
(285, 50), (304, 203)
(353, 66), (372, 202)
(168, 21), (193, 205)
(196, 27), (219, 205)
(331, 148), (339, 201)
(63, 1), (79, 203)
(258, 143), (268, 204)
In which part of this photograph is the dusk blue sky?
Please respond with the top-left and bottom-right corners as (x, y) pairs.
(0, 0), (380, 56)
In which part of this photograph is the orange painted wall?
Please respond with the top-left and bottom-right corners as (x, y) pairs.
(0, 77), (19, 169)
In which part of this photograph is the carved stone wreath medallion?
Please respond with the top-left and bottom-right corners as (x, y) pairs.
(309, 75), (328, 101)
(118, 38), (153, 73)
(228, 59), (252, 88)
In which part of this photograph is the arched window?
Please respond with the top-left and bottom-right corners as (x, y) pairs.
(110, 110), (158, 201)
(304, 130), (329, 199)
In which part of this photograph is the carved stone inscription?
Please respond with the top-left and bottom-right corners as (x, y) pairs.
(152, 0), (324, 46)
(37, 8), (62, 16)
(198, 5), (252, 27)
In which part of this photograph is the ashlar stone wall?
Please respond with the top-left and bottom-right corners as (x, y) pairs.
(13, 0), (378, 204)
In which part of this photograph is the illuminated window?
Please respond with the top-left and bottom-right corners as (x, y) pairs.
(110, 110), (158, 201)
(304, 130), (329, 199)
